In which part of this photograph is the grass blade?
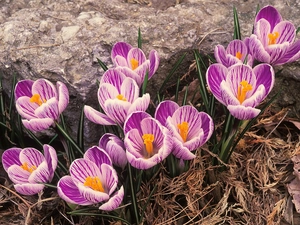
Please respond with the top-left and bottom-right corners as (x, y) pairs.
(233, 7), (241, 40)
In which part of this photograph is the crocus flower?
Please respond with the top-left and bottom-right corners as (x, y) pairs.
(123, 111), (173, 170)
(84, 68), (150, 126)
(111, 41), (159, 86)
(57, 146), (124, 211)
(206, 63), (275, 120)
(214, 39), (253, 67)
(246, 5), (300, 65)
(2, 144), (57, 195)
(15, 79), (69, 131)
(99, 133), (127, 169)
(155, 101), (214, 160)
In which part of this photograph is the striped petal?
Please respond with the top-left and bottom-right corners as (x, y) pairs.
(99, 186), (124, 211)
(7, 165), (30, 184)
(148, 50), (160, 78)
(127, 94), (150, 115)
(255, 5), (282, 30)
(227, 105), (261, 120)
(124, 111), (151, 133)
(16, 96), (38, 120)
(84, 105), (116, 126)
(43, 144), (57, 181)
(57, 81), (69, 114)
(32, 79), (57, 100)
(15, 80), (34, 100)
(34, 98), (59, 119)
(155, 100), (179, 126)
(22, 118), (54, 132)
(84, 146), (112, 169)
(57, 176), (94, 205)
(14, 183), (45, 195)
(2, 148), (22, 171)
(111, 42), (132, 64)
(70, 159), (101, 185)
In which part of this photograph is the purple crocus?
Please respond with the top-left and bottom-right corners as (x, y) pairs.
(206, 63), (275, 120)
(111, 42), (160, 86)
(246, 5), (300, 65)
(15, 79), (69, 131)
(84, 68), (150, 126)
(57, 146), (124, 211)
(214, 39), (253, 67)
(99, 133), (127, 169)
(155, 101), (214, 160)
(123, 111), (173, 170)
(2, 145), (57, 195)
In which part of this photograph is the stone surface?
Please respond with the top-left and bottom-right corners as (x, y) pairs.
(1, 0), (300, 143)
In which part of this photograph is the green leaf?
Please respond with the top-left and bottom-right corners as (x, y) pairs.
(138, 27), (142, 49)
(77, 107), (85, 150)
(297, 27), (300, 35)
(141, 71), (149, 95)
(157, 53), (186, 99)
(97, 58), (108, 71)
(233, 7), (241, 40)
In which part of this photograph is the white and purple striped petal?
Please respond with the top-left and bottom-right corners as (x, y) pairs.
(84, 105), (116, 126)
(84, 146), (112, 169)
(99, 134), (127, 169)
(2, 145), (58, 195)
(99, 186), (124, 211)
(155, 100), (179, 126)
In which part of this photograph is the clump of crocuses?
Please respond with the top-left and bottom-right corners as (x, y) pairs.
(2, 145), (57, 195)
(246, 5), (300, 65)
(111, 41), (160, 86)
(57, 146), (124, 211)
(206, 63), (275, 120)
(15, 78), (69, 131)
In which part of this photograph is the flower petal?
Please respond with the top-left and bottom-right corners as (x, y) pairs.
(99, 186), (124, 211)
(148, 50), (160, 78)
(154, 100), (179, 126)
(111, 42), (132, 63)
(124, 111), (151, 133)
(14, 80), (34, 100)
(29, 161), (50, 183)
(127, 48), (147, 68)
(14, 183), (45, 195)
(121, 77), (139, 103)
(32, 79), (57, 100)
(34, 98), (59, 119)
(7, 165), (30, 184)
(127, 94), (150, 115)
(16, 96), (38, 120)
(252, 63), (274, 95)
(248, 34), (271, 63)
(43, 144), (58, 181)
(70, 159), (100, 185)
(2, 148), (22, 171)
(22, 118), (54, 131)
(206, 64), (228, 104)
(104, 99), (131, 125)
(227, 105), (261, 120)
(57, 176), (94, 205)
(19, 148), (45, 166)
(255, 5), (282, 30)
(57, 81), (69, 114)
(84, 105), (116, 126)
(84, 146), (112, 168)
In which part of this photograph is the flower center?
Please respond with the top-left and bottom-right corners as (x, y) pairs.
(177, 121), (189, 142)
(268, 31), (279, 45)
(84, 176), (105, 192)
(237, 80), (252, 104)
(20, 162), (37, 173)
(30, 94), (46, 106)
(142, 134), (154, 158)
(116, 94), (127, 101)
(235, 51), (243, 60)
(130, 58), (139, 70)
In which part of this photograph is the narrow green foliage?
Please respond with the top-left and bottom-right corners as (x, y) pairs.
(128, 164), (140, 224)
(97, 58), (108, 71)
(77, 107), (85, 149)
(182, 84), (188, 106)
(157, 53), (186, 99)
(138, 28), (142, 49)
(194, 50), (210, 113)
(175, 77), (180, 103)
(233, 7), (241, 40)
(297, 27), (300, 35)
(141, 71), (149, 95)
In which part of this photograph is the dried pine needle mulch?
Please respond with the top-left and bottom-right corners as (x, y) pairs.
(139, 108), (300, 225)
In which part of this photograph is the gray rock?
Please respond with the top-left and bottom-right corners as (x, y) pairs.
(1, 0), (300, 144)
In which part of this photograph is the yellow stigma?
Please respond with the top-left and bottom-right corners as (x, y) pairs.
(30, 94), (45, 106)
(130, 58), (139, 70)
(177, 121), (189, 142)
(142, 134), (155, 158)
(235, 51), (243, 60)
(20, 162), (37, 173)
(237, 80), (252, 104)
(84, 176), (105, 192)
(116, 94), (127, 101)
(268, 31), (279, 45)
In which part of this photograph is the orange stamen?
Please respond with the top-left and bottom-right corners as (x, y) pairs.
(177, 121), (189, 142)
(142, 134), (154, 158)
(30, 94), (45, 106)
(84, 176), (105, 192)
(116, 94), (127, 101)
(130, 58), (139, 70)
(235, 51), (243, 60)
(20, 162), (37, 173)
(268, 31), (279, 45)
(237, 80), (252, 104)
